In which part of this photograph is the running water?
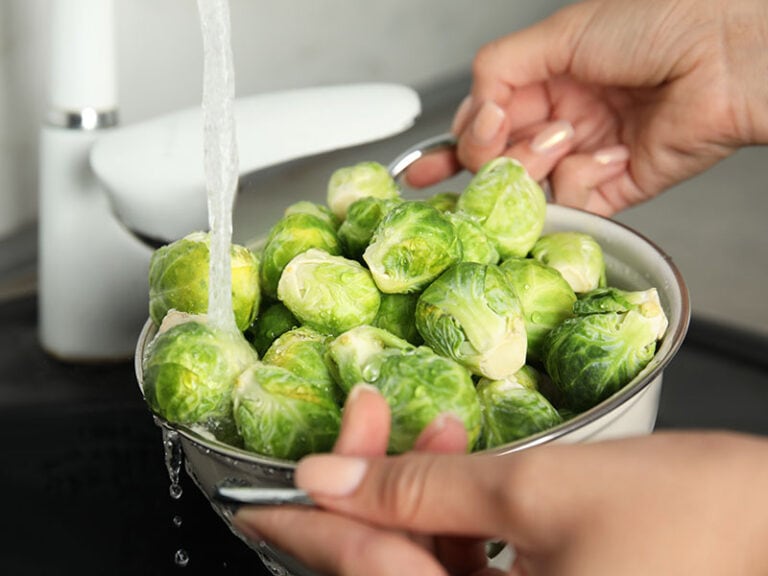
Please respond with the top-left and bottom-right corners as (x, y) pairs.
(196, 0), (239, 334)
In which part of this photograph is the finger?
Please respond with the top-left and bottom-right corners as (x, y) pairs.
(548, 145), (631, 215)
(413, 413), (469, 454)
(334, 384), (391, 456)
(402, 149), (463, 189)
(500, 119), (576, 182)
(233, 506), (448, 576)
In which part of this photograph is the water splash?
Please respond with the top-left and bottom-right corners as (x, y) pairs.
(162, 428), (184, 500)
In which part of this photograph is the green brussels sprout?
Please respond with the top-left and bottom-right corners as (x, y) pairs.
(148, 231), (261, 331)
(363, 201), (462, 294)
(326, 161), (400, 220)
(262, 326), (340, 402)
(423, 191), (460, 213)
(457, 157), (546, 259)
(415, 262), (527, 379)
(373, 292), (423, 345)
(244, 301), (299, 357)
(574, 287), (669, 339)
(337, 196), (401, 260)
(499, 257), (577, 362)
(445, 211), (500, 265)
(259, 212), (342, 299)
(284, 200), (341, 231)
(476, 368), (563, 449)
(277, 249), (381, 336)
(531, 232), (607, 294)
(543, 309), (664, 411)
(327, 325), (415, 394)
(232, 362), (341, 460)
(374, 347), (482, 453)
(142, 314), (259, 445)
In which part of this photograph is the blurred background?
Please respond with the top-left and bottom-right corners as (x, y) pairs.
(1, 0), (766, 334)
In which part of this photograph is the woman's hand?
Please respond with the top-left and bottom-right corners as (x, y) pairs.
(234, 387), (768, 576)
(407, 0), (768, 216)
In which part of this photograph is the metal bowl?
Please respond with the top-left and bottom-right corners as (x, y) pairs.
(135, 134), (690, 575)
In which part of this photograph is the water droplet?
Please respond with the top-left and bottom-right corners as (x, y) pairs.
(172, 515), (183, 528)
(162, 429), (184, 501)
(174, 549), (190, 568)
(169, 483), (184, 500)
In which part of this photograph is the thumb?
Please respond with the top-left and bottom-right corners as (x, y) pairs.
(293, 451), (562, 549)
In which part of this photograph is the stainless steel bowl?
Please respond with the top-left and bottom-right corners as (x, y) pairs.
(135, 134), (690, 575)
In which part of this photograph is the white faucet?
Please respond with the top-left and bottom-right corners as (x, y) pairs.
(39, 0), (420, 362)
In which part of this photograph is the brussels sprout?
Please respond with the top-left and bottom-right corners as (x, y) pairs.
(415, 262), (527, 379)
(245, 301), (299, 356)
(476, 370), (563, 449)
(232, 362), (341, 460)
(326, 161), (400, 220)
(284, 200), (340, 231)
(142, 314), (259, 445)
(531, 232), (607, 294)
(457, 157), (546, 259)
(499, 257), (576, 362)
(338, 196), (401, 260)
(445, 211), (500, 265)
(373, 293), (423, 345)
(277, 249), (381, 336)
(363, 201), (462, 294)
(374, 347), (482, 453)
(259, 212), (342, 299)
(327, 325), (415, 394)
(543, 310), (663, 411)
(148, 231), (261, 331)
(423, 191), (460, 213)
(262, 326), (340, 402)
(574, 287), (669, 339)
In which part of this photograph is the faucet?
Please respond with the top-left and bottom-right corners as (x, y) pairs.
(39, 0), (420, 362)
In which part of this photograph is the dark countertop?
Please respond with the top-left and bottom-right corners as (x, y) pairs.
(1, 294), (767, 575)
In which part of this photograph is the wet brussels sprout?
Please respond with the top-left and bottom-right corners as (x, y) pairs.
(142, 313), (259, 445)
(415, 262), (527, 379)
(375, 347), (482, 453)
(244, 301), (299, 357)
(327, 325), (415, 394)
(531, 232), (607, 294)
(476, 368), (563, 449)
(277, 249), (381, 336)
(148, 231), (261, 331)
(574, 287), (669, 339)
(445, 211), (500, 265)
(338, 196), (401, 260)
(259, 212), (342, 299)
(457, 157), (546, 259)
(262, 326), (340, 402)
(284, 200), (340, 231)
(232, 362), (341, 460)
(373, 292), (423, 345)
(499, 257), (576, 362)
(363, 201), (462, 294)
(326, 161), (400, 220)
(424, 191), (460, 213)
(543, 298), (668, 411)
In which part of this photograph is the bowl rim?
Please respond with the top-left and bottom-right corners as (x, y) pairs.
(135, 200), (690, 467)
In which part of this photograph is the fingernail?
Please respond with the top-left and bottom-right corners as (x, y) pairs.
(593, 145), (630, 165)
(346, 383), (381, 407)
(295, 455), (368, 497)
(530, 120), (574, 154)
(232, 512), (263, 542)
(451, 95), (473, 135)
(471, 100), (505, 144)
(416, 412), (463, 447)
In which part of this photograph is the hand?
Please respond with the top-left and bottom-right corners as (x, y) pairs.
(407, 0), (768, 216)
(235, 389), (768, 576)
